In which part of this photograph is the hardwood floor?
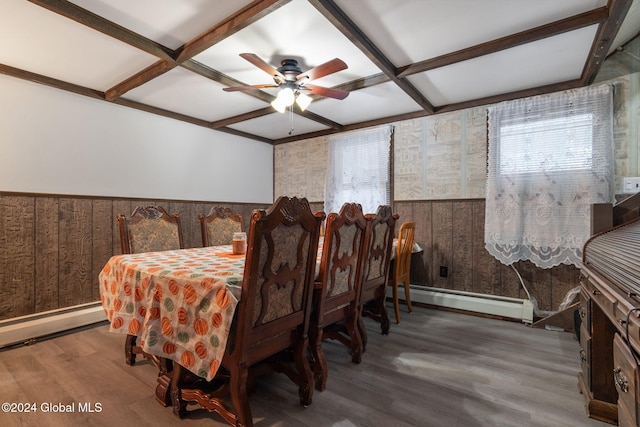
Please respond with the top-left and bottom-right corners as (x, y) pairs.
(0, 306), (605, 427)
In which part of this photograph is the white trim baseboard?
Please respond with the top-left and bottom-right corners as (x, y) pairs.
(390, 285), (534, 323)
(0, 302), (107, 348)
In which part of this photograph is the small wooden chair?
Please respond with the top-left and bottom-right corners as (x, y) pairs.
(389, 221), (415, 324)
(310, 202), (368, 391)
(199, 207), (243, 247)
(117, 206), (184, 369)
(170, 196), (324, 427)
(358, 206), (398, 350)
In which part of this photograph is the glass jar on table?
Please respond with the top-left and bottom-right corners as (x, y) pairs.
(232, 232), (247, 254)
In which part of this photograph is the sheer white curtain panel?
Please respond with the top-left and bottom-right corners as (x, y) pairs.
(485, 84), (614, 268)
(324, 125), (391, 214)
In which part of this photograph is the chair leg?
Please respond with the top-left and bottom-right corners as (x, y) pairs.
(309, 327), (328, 391)
(357, 311), (368, 352)
(170, 364), (188, 419)
(376, 286), (391, 335)
(346, 312), (362, 364)
(293, 337), (313, 406)
(228, 363), (252, 427)
(391, 282), (400, 324)
(125, 334), (137, 365)
(404, 281), (413, 313)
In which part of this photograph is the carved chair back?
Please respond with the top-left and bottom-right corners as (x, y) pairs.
(310, 202), (368, 390)
(235, 196), (323, 362)
(117, 206), (184, 255)
(358, 206), (398, 340)
(198, 207), (243, 247)
(116, 205), (184, 371)
(173, 197), (323, 427)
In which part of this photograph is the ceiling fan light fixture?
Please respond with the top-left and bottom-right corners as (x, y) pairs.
(271, 87), (295, 113)
(296, 92), (312, 111)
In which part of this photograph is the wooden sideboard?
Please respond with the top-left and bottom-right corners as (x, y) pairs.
(579, 195), (640, 426)
(578, 263), (640, 426)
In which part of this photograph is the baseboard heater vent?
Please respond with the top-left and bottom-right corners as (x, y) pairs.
(0, 302), (107, 349)
(391, 285), (534, 323)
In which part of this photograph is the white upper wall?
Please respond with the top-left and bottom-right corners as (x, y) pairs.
(0, 74), (273, 203)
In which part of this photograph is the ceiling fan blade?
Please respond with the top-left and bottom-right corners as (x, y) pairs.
(239, 53), (285, 82)
(304, 84), (349, 100)
(223, 84), (279, 92)
(297, 58), (347, 82)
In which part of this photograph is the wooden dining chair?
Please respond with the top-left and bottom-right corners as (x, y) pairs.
(117, 205), (184, 369)
(199, 206), (243, 247)
(358, 206), (398, 350)
(118, 205), (184, 255)
(170, 196), (324, 427)
(389, 221), (415, 324)
(310, 202), (368, 391)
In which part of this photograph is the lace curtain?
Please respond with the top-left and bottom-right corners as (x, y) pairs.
(485, 84), (614, 268)
(324, 125), (391, 214)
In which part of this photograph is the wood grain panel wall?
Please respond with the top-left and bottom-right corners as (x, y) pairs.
(394, 199), (580, 312)
(0, 194), (578, 320)
(0, 193), (269, 321)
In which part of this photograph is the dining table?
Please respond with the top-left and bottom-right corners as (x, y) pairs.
(98, 235), (418, 382)
(98, 242), (326, 382)
(99, 245), (247, 381)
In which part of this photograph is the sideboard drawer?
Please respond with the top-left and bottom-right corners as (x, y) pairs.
(580, 323), (591, 389)
(614, 333), (639, 426)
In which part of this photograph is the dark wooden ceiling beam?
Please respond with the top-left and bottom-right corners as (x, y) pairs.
(398, 7), (610, 77)
(212, 107), (275, 128)
(175, 0), (291, 62)
(295, 108), (346, 130)
(0, 63), (103, 99)
(182, 60), (275, 104)
(272, 108), (432, 145)
(211, 102), (346, 131)
(105, 59), (174, 101)
(582, 0), (634, 84)
(309, 0), (435, 114)
(111, 98), (212, 127)
(211, 127), (274, 144)
(435, 79), (585, 114)
(28, 0), (175, 61)
(331, 72), (390, 92)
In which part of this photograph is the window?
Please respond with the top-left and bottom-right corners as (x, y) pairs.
(485, 84), (614, 268)
(324, 126), (392, 214)
(499, 113), (594, 174)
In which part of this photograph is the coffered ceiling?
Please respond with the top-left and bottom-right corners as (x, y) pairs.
(1, 0), (639, 144)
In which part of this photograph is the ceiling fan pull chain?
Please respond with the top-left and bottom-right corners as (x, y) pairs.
(288, 105), (294, 135)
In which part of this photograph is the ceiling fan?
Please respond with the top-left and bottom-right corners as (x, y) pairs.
(223, 53), (350, 112)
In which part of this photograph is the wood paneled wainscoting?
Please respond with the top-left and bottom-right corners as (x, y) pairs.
(394, 199), (581, 314)
(0, 192), (270, 322)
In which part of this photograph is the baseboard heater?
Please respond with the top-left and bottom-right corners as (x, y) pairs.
(390, 285), (534, 323)
(0, 302), (107, 349)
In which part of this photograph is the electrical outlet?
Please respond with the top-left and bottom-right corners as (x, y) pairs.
(623, 177), (640, 193)
(439, 266), (448, 278)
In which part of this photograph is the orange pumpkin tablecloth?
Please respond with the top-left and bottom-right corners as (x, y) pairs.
(99, 245), (244, 381)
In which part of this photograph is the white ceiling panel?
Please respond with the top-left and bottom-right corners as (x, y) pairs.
(409, 25), (599, 107)
(69, 0), (253, 49)
(335, 0), (606, 65)
(307, 82), (422, 124)
(0, 0), (157, 91)
(229, 111), (330, 141)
